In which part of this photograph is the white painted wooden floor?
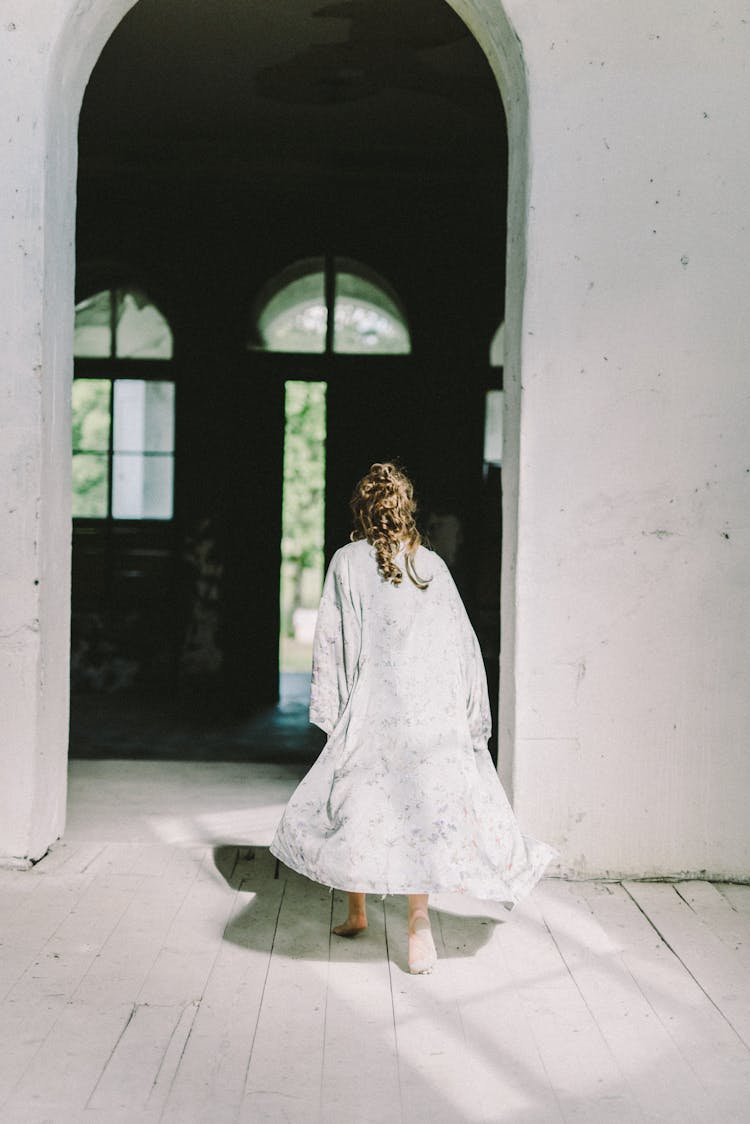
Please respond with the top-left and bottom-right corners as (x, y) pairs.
(2, 763), (750, 1123)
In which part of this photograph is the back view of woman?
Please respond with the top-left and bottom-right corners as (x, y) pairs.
(270, 462), (558, 973)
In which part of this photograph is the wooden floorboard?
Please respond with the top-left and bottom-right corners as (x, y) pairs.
(579, 880), (750, 1124)
(322, 893), (400, 1124)
(8, 863), (201, 1118)
(535, 879), (716, 1123)
(716, 882), (750, 916)
(2, 842), (750, 1123)
(0, 862), (146, 1109)
(237, 866), (333, 1123)
(624, 880), (750, 1050)
(0, 842), (117, 1001)
(672, 879), (750, 973)
(433, 893), (564, 1124)
(161, 849), (285, 1123)
(496, 893), (644, 1124)
(388, 894), (503, 1124)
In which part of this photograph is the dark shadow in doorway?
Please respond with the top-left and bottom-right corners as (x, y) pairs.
(69, 673), (324, 764)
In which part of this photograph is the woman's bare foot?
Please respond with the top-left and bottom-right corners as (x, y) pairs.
(332, 891), (367, 937)
(408, 904), (437, 974)
(332, 914), (368, 937)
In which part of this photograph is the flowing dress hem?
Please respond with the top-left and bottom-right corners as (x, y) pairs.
(269, 837), (559, 905)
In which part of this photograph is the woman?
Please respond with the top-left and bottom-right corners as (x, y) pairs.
(270, 462), (559, 974)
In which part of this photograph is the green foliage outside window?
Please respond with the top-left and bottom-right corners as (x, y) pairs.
(72, 379), (111, 517)
(280, 381), (326, 671)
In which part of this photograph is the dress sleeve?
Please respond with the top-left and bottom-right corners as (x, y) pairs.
(444, 567), (492, 750)
(309, 549), (362, 735)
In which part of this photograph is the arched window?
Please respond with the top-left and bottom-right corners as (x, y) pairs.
(249, 258), (411, 355)
(72, 286), (175, 519)
(74, 285), (173, 359)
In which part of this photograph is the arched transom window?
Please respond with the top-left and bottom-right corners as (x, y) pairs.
(249, 258), (411, 355)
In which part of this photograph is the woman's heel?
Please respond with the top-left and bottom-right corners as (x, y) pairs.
(408, 907), (437, 974)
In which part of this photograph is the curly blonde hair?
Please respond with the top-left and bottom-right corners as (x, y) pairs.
(349, 462), (431, 589)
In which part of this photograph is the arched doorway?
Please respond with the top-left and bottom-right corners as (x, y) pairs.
(1, 0), (528, 862)
(71, 0), (510, 723)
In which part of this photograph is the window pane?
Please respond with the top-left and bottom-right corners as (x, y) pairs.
(333, 271), (410, 354)
(74, 289), (113, 358)
(72, 453), (109, 517)
(72, 378), (111, 452)
(115, 287), (173, 359)
(483, 389), (503, 467)
(112, 454), (174, 519)
(256, 271), (326, 353)
(113, 380), (175, 453)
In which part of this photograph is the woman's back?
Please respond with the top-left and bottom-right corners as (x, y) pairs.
(314, 538), (487, 756)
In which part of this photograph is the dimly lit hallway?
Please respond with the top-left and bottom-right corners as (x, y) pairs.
(69, 674), (324, 765)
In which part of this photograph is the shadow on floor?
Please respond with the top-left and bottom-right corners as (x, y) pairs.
(214, 844), (507, 967)
(69, 672), (324, 765)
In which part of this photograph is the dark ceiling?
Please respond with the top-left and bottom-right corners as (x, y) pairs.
(78, 0), (507, 186)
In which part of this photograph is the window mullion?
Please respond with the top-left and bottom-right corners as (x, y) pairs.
(107, 378), (115, 520)
(109, 287), (117, 359)
(324, 254), (335, 356)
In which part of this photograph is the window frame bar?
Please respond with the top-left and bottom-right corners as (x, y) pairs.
(72, 363), (177, 523)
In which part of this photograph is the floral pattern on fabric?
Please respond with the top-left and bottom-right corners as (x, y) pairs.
(270, 539), (560, 903)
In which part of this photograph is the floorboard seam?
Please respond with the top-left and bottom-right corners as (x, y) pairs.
(622, 882), (750, 1052)
(149, 1000), (199, 1111)
(539, 908), (646, 1120)
(157, 850), (249, 1118)
(713, 884), (740, 912)
(124, 849), (207, 1009)
(1, 870), (147, 1111)
(84, 1001), (138, 1109)
(235, 877), (287, 1121)
(5, 850), (202, 1116)
(317, 890), (334, 1124)
(495, 930), (567, 1124)
(0, 861), (105, 1004)
(672, 882), (700, 914)
(621, 883), (682, 958)
(77, 844), (108, 875)
(576, 885), (720, 1102)
(617, 947), (721, 1104)
(382, 899), (404, 1124)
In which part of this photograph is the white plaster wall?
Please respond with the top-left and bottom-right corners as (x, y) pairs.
(0, 0), (748, 877)
(504, 0), (750, 877)
(0, 0), (137, 864)
(0, 6), (65, 864)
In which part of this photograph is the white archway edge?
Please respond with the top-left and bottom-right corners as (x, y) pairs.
(0, 1), (144, 865)
(1, 2), (749, 879)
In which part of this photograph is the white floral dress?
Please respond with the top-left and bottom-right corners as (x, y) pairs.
(270, 539), (559, 904)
